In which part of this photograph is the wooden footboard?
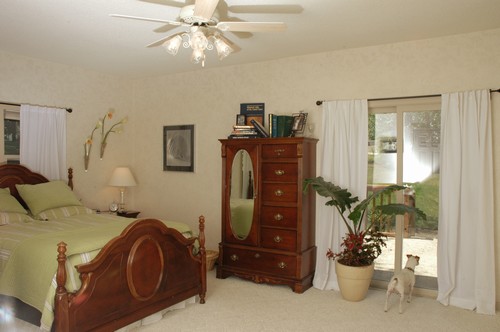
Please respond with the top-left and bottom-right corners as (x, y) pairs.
(54, 216), (207, 332)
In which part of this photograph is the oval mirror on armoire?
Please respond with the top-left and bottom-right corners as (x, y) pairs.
(229, 149), (255, 240)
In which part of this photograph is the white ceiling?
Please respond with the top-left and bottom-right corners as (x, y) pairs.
(1, 0), (500, 78)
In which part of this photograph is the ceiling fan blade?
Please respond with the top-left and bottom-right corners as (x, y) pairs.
(146, 32), (183, 47)
(227, 5), (303, 14)
(228, 31), (253, 39)
(153, 23), (181, 33)
(216, 21), (286, 32)
(193, 0), (220, 21)
(110, 14), (184, 26)
(138, 0), (193, 7)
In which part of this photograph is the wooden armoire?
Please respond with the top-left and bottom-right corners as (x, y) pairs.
(217, 137), (317, 293)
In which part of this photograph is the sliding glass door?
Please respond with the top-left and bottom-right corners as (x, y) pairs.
(368, 97), (440, 290)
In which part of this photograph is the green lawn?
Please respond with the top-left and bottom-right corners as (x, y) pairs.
(368, 156), (439, 232)
(407, 174), (439, 231)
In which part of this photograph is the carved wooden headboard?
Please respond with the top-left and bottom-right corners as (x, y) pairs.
(0, 164), (73, 209)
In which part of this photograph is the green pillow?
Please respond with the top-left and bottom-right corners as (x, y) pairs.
(0, 212), (33, 225)
(0, 187), (28, 214)
(36, 205), (94, 220)
(16, 181), (82, 216)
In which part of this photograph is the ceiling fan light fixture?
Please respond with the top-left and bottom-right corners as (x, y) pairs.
(112, 0), (288, 67)
(191, 48), (206, 67)
(162, 35), (182, 55)
(213, 37), (233, 60)
(189, 27), (209, 51)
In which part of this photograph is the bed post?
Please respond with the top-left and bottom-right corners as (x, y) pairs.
(198, 215), (207, 304)
(55, 242), (69, 332)
(67, 168), (73, 189)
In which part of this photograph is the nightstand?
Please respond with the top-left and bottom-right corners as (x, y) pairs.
(117, 211), (140, 218)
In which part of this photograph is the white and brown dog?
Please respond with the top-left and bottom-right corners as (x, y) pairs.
(384, 254), (420, 314)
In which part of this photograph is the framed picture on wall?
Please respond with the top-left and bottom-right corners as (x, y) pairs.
(163, 125), (194, 172)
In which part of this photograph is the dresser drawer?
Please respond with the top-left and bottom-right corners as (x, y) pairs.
(261, 229), (297, 251)
(223, 247), (297, 277)
(261, 206), (297, 228)
(262, 163), (298, 182)
(262, 184), (297, 202)
(262, 144), (298, 159)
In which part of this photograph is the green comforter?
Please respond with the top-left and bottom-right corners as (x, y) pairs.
(0, 213), (192, 331)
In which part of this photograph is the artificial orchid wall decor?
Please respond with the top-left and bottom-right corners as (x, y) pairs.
(84, 109), (128, 171)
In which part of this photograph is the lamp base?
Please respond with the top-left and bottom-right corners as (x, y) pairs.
(119, 188), (126, 212)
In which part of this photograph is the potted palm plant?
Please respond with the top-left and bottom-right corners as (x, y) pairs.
(303, 176), (426, 301)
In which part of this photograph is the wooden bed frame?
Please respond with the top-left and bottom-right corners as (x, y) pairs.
(0, 164), (207, 331)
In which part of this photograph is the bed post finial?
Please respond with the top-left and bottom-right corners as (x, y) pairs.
(56, 242), (68, 294)
(198, 215), (205, 249)
(198, 215), (207, 304)
(67, 168), (73, 189)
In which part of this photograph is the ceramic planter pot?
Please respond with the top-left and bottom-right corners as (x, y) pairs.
(335, 260), (374, 301)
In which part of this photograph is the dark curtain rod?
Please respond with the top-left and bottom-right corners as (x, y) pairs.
(0, 101), (72, 113)
(316, 89), (500, 106)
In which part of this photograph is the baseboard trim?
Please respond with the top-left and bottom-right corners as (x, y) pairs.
(371, 280), (500, 311)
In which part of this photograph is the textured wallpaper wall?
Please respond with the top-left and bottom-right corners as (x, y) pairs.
(131, 29), (500, 258)
(1, 28), (500, 299)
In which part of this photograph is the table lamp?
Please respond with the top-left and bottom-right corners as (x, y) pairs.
(108, 167), (137, 212)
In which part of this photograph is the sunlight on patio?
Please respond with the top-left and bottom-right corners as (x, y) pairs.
(375, 234), (438, 278)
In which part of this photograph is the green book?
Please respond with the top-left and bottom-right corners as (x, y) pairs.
(271, 114), (278, 138)
(277, 115), (293, 137)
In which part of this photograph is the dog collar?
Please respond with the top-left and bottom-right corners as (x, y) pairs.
(405, 267), (414, 272)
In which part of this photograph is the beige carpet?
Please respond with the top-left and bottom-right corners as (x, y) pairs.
(7, 269), (500, 332)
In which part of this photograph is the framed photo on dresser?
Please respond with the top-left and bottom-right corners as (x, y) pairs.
(236, 114), (246, 126)
(291, 112), (307, 136)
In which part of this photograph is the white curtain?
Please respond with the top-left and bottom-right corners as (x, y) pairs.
(20, 105), (67, 180)
(437, 90), (495, 314)
(313, 99), (368, 290)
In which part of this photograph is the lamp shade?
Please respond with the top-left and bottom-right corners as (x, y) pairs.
(108, 167), (137, 187)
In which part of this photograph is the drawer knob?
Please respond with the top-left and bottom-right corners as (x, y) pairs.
(230, 254), (239, 261)
(278, 262), (287, 269)
(274, 235), (282, 243)
(274, 213), (283, 221)
(274, 189), (284, 197)
(274, 148), (285, 156)
(254, 253), (260, 259)
(274, 169), (285, 176)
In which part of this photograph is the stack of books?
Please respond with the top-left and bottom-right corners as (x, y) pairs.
(250, 119), (270, 138)
(228, 125), (259, 139)
(268, 114), (293, 137)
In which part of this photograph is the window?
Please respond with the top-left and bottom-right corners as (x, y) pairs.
(368, 97), (440, 290)
(1, 104), (20, 164)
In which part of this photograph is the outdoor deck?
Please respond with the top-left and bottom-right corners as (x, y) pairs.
(374, 232), (438, 290)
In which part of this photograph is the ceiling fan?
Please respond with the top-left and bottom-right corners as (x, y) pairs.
(111, 0), (294, 66)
